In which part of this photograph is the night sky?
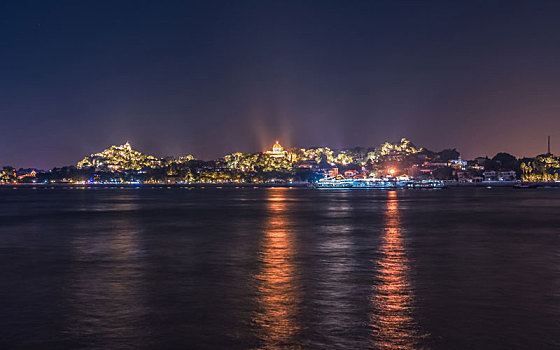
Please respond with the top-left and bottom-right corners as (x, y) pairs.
(2, 1), (560, 168)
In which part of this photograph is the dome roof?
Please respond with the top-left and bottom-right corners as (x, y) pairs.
(272, 141), (283, 152)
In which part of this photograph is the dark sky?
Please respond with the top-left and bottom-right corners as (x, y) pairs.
(2, 0), (560, 168)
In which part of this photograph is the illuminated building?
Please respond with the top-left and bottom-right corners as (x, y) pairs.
(265, 141), (288, 158)
(449, 156), (467, 170)
(17, 169), (37, 179)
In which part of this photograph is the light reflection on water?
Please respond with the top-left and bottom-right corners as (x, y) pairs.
(311, 191), (364, 348)
(253, 188), (302, 349)
(370, 190), (423, 349)
(68, 198), (147, 349)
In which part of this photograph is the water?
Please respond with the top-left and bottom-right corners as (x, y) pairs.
(1, 187), (559, 349)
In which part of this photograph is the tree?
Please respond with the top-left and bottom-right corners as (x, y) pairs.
(436, 149), (460, 163)
(432, 167), (454, 180)
(492, 153), (518, 170)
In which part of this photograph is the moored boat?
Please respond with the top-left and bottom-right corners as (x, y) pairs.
(315, 178), (446, 189)
(513, 182), (539, 189)
(407, 180), (447, 189)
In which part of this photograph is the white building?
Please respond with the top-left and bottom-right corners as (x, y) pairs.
(498, 171), (516, 181)
(483, 171), (497, 181)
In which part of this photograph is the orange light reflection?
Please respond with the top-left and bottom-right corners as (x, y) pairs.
(370, 190), (421, 349)
(253, 188), (301, 349)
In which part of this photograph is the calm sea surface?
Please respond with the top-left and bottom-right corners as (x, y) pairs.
(1, 187), (559, 349)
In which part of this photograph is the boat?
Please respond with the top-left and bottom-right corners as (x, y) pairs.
(314, 177), (446, 189)
(513, 182), (539, 189)
(406, 180), (447, 189)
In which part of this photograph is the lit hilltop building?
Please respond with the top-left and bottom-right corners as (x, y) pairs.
(266, 141), (287, 158)
(265, 141), (298, 162)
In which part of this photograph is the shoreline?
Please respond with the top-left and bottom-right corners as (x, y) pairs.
(2, 181), (560, 189)
(0, 182), (310, 188)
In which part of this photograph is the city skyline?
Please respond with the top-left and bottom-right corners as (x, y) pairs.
(1, 136), (557, 170)
(4, 136), (558, 185)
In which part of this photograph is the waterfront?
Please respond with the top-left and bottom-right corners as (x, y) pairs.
(1, 187), (560, 349)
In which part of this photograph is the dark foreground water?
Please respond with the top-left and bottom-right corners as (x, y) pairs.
(1, 187), (559, 349)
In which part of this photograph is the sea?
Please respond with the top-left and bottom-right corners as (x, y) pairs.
(1, 186), (559, 349)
